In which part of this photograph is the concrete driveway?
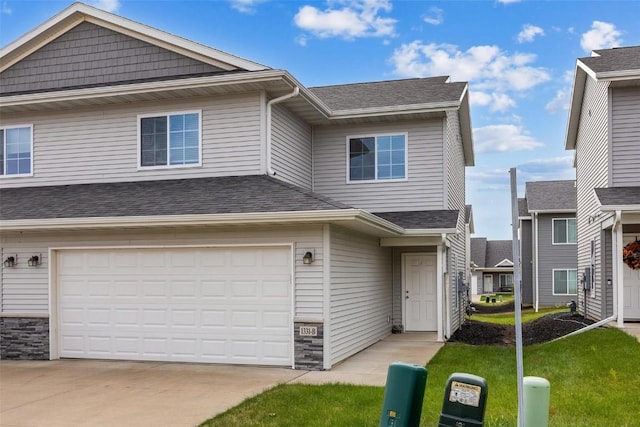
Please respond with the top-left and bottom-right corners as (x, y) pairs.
(0, 333), (441, 427)
(0, 360), (304, 427)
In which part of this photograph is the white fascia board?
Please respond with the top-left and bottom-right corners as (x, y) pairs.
(595, 69), (640, 82)
(527, 209), (576, 214)
(477, 267), (515, 273)
(0, 2), (267, 72)
(457, 85), (475, 167)
(0, 70), (294, 108)
(402, 228), (458, 236)
(518, 216), (532, 220)
(328, 101), (459, 120)
(565, 63), (588, 150)
(599, 205), (640, 212)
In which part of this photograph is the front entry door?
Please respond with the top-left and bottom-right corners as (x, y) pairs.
(484, 275), (493, 293)
(404, 254), (437, 331)
(623, 235), (640, 320)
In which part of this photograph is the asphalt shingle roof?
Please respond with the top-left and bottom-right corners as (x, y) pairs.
(470, 237), (487, 268)
(595, 187), (640, 207)
(579, 46), (640, 74)
(309, 77), (467, 111)
(374, 210), (459, 230)
(525, 180), (576, 212)
(518, 198), (530, 217)
(0, 175), (350, 221)
(485, 240), (515, 268)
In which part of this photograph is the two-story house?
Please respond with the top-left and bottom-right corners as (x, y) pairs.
(470, 238), (514, 295)
(565, 46), (640, 327)
(0, 3), (474, 369)
(519, 180), (578, 311)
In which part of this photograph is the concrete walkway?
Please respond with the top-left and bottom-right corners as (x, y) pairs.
(293, 332), (442, 386)
(0, 333), (442, 427)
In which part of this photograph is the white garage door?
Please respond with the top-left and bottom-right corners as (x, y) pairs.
(57, 246), (292, 366)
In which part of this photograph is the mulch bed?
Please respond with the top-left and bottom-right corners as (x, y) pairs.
(449, 312), (596, 346)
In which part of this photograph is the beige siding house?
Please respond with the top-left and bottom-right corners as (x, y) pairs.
(0, 3), (474, 368)
(565, 46), (640, 327)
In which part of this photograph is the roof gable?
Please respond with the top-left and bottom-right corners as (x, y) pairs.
(0, 2), (268, 74)
(1, 21), (226, 96)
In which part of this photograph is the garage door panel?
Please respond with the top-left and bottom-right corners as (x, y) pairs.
(58, 247), (292, 366)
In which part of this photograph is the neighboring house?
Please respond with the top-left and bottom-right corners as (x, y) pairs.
(470, 238), (515, 295)
(465, 205), (475, 291)
(519, 180), (578, 311)
(565, 45), (640, 326)
(0, 4), (474, 369)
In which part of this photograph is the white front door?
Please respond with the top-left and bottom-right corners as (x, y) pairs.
(623, 235), (640, 320)
(403, 254), (437, 331)
(484, 275), (493, 293)
(57, 246), (292, 365)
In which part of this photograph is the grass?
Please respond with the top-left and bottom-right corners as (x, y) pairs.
(476, 293), (514, 306)
(472, 306), (566, 325)
(200, 328), (640, 427)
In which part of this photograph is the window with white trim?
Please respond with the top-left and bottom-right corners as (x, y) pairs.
(347, 133), (406, 182)
(0, 125), (32, 176)
(553, 269), (577, 295)
(139, 111), (201, 168)
(499, 274), (513, 288)
(553, 218), (576, 244)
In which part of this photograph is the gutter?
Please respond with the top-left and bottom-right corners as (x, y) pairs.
(266, 86), (300, 176)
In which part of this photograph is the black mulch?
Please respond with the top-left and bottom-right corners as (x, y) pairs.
(449, 312), (597, 346)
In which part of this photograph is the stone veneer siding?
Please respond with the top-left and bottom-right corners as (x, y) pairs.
(0, 317), (50, 360)
(294, 322), (324, 370)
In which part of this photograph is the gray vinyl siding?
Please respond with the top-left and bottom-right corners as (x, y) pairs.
(537, 214), (577, 307)
(575, 77), (610, 320)
(603, 229), (613, 317)
(0, 93), (263, 188)
(444, 110), (467, 333)
(329, 225), (391, 366)
(313, 119), (445, 212)
(0, 22), (222, 95)
(0, 226), (323, 317)
(611, 87), (640, 187)
(520, 219), (533, 305)
(391, 246), (437, 329)
(271, 104), (313, 189)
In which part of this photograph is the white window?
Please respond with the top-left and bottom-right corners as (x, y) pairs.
(553, 269), (578, 295)
(0, 125), (33, 177)
(138, 111), (201, 168)
(553, 218), (577, 244)
(499, 274), (513, 288)
(347, 133), (407, 182)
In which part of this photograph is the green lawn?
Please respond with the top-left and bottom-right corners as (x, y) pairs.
(200, 328), (640, 427)
(472, 307), (566, 325)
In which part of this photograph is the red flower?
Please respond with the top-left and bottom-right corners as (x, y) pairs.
(623, 240), (640, 270)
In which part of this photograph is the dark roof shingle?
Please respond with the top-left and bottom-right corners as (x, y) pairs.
(374, 210), (459, 230)
(525, 180), (576, 212)
(309, 77), (466, 111)
(579, 46), (640, 74)
(470, 237), (487, 268)
(595, 187), (640, 207)
(485, 240), (514, 268)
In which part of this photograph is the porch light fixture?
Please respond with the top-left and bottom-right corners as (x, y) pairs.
(4, 255), (17, 268)
(302, 251), (314, 265)
(28, 255), (41, 267)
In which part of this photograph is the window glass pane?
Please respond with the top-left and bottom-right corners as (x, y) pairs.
(184, 113), (199, 130)
(4, 127), (31, 175)
(554, 270), (568, 294)
(140, 117), (167, 167)
(391, 134), (405, 150)
(378, 150), (391, 166)
(567, 218), (577, 243)
(568, 270), (577, 294)
(378, 165), (391, 179)
(377, 134), (405, 180)
(349, 137), (375, 181)
(554, 219), (567, 243)
(391, 165), (405, 179)
(377, 135), (391, 151)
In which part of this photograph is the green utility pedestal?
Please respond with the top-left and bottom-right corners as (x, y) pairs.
(520, 376), (550, 427)
(379, 362), (428, 427)
(438, 373), (488, 426)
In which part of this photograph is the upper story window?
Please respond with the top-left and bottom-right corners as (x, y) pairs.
(552, 218), (576, 244)
(138, 111), (201, 169)
(0, 125), (32, 177)
(347, 133), (407, 182)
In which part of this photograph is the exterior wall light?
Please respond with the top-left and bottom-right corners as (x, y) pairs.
(4, 255), (17, 268)
(302, 251), (314, 265)
(28, 255), (42, 267)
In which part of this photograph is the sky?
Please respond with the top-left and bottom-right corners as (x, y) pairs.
(1, 0), (639, 239)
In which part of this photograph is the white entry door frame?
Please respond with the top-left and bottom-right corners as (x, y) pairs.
(402, 253), (438, 331)
(483, 274), (494, 293)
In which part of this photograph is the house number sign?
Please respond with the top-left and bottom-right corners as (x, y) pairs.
(299, 326), (318, 336)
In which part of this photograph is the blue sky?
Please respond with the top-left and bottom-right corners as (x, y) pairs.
(2, 0), (639, 239)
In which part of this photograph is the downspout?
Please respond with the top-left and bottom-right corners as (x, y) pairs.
(266, 86), (300, 176)
(533, 212), (539, 312)
(555, 210), (621, 340)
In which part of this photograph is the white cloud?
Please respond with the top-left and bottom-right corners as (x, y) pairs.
(229, 0), (265, 14)
(423, 7), (443, 25)
(390, 42), (550, 111)
(294, 0), (396, 40)
(497, 0), (521, 3)
(545, 87), (571, 112)
(517, 156), (575, 181)
(1, 1), (11, 14)
(471, 92), (516, 112)
(89, 0), (120, 13)
(517, 24), (544, 43)
(473, 124), (544, 153)
(580, 21), (623, 52)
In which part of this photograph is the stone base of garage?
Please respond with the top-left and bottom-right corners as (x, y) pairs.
(0, 317), (50, 360)
(1, 317), (327, 370)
